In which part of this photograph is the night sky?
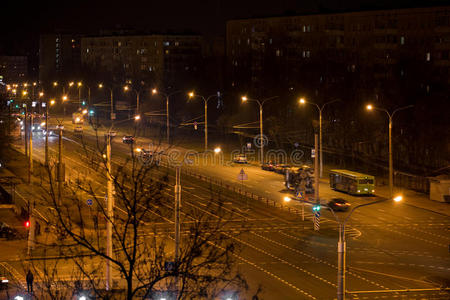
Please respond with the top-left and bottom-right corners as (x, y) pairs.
(0, 0), (447, 56)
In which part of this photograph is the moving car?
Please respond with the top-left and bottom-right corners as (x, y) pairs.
(138, 149), (161, 166)
(122, 135), (135, 144)
(74, 125), (83, 133)
(232, 154), (248, 164)
(327, 198), (351, 212)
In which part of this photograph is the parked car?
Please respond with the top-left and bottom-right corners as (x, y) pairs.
(233, 154), (248, 164)
(0, 222), (18, 240)
(327, 198), (351, 212)
(122, 135), (135, 144)
(274, 164), (291, 174)
(261, 160), (277, 171)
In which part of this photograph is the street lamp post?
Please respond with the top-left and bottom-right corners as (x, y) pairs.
(328, 195), (403, 300)
(152, 89), (182, 145)
(104, 115), (140, 290)
(366, 104), (414, 198)
(299, 98), (340, 178)
(124, 85), (142, 117)
(188, 92), (219, 152)
(241, 95), (278, 165)
(99, 84), (114, 120)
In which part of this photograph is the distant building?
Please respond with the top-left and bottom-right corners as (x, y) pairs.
(0, 56), (28, 83)
(226, 6), (450, 99)
(80, 34), (204, 88)
(39, 34), (82, 84)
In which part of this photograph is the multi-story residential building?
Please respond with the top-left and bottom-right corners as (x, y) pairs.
(39, 33), (82, 84)
(80, 34), (204, 88)
(226, 6), (450, 101)
(0, 56), (28, 83)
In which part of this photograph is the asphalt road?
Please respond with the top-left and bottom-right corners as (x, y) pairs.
(4, 123), (450, 300)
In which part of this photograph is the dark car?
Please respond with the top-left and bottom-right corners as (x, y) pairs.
(274, 164), (291, 174)
(122, 135), (135, 144)
(262, 160), (277, 171)
(328, 198), (351, 212)
(0, 223), (18, 240)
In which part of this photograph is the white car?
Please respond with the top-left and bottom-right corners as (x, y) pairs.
(233, 154), (248, 164)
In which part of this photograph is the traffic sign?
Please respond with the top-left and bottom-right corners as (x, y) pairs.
(86, 199), (93, 206)
(311, 149), (315, 158)
(237, 169), (248, 181)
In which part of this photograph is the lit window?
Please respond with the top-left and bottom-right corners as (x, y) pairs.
(86, 48), (89, 53)
(400, 36), (405, 45)
(426, 52), (431, 61)
(165, 50), (169, 54)
(175, 41), (179, 46)
(269, 38), (272, 44)
(149, 66), (153, 71)
(303, 25), (306, 32)
(247, 38), (250, 45)
(164, 41), (170, 46)
(276, 49), (280, 56)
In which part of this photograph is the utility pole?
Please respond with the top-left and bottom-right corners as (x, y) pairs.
(175, 166), (181, 263)
(27, 202), (35, 256)
(24, 105), (28, 160)
(106, 133), (114, 290)
(28, 113), (33, 183)
(204, 99), (208, 152)
(259, 104), (263, 165)
(166, 95), (170, 145)
(57, 126), (63, 205)
(337, 223), (346, 300)
(45, 103), (49, 166)
(313, 133), (320, 231)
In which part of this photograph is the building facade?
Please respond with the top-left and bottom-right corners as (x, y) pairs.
(80, 34), (204, 88)
(226, 6), (450, 101)
(0, 56), (28, 83)
(39, 34), (82, 84)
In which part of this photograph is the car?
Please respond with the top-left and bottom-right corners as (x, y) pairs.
(261, 160), (277, 171)
(138, 149), (161, 166)
(74, 125), (83, 133)
(122, 135), (135, 144)
(327, 198), (351, 212)
(232, 154), (248, 164)
(274, 164), (291, 174)
(0, 222), (18, 240)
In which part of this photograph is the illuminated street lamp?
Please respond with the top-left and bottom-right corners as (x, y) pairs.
(366, 104), (414, 199)
(123, 85), (141, 116)
(241, 95), (279, 164)
(298, 97), (340, 178)
(152, 88), (181, 144)
(330, 195), (403, 300)
(188, 91), (220, 151)
(99, 83), (114, 120)
(214, 146), (222, 153)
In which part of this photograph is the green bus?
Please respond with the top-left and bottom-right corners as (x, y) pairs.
(329, 169), (375, 195)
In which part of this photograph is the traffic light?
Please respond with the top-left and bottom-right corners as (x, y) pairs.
(82, 101), (86, 106)
(312, 205), (321, 212)
(25, 220), (30, 228)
